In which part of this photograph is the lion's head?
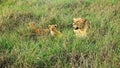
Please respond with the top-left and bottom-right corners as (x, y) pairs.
(73, 18), (87, 30)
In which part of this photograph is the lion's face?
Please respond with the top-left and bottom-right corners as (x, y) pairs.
(73, 18), (87, 29)
(48, 24), (62, 37)
(48, 24), (57, 31)
(28, 22), (36, 29)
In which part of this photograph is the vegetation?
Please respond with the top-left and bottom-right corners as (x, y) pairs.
(0, 0), (120, 68)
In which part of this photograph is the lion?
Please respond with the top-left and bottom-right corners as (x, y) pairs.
(27, 22), (36, 30)
(34, 28), (50, 36)
(27, 22), (50, 36)
(73, 18), (89, 38)
(48, 24), (62, 37)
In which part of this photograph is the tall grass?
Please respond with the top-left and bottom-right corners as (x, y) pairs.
(0, 0), (120, 68)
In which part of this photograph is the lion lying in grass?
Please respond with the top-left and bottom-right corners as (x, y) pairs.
(27, 22), (62, 38)
(27, 22), (50, 36)
(73, 18), (89, 38)
(24, 18), (89, 38)
(48, 24), (62, 37)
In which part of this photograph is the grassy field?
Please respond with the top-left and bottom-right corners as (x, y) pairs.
(0, 0), (120, 68)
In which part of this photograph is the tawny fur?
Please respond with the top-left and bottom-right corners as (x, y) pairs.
(73, 18), (89, 38)
(48, 24), (62, 37)
(27, 22), (50, 36)
(27, 22), (36, 30)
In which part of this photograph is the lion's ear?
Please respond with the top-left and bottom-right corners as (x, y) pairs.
(73, 18), (76, 21)
(48, 25), (51, 28)
(83, 19), (87, 22)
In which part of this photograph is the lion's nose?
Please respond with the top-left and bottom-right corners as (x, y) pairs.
(75, 27), (79, 30)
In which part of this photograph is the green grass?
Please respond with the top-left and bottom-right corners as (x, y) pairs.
(0, 0), (120, 68)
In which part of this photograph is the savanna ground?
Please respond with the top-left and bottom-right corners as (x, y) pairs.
(0, 0), (120, 68)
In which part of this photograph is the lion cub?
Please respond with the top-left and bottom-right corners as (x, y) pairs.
(48, 24), (62, 37)
(27, 22), (50, 36)
(27, 22), (36, 30)
(73, 18), (89, 38)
